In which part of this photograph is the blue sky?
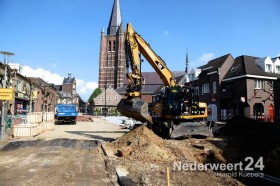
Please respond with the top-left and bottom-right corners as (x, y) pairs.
(0, 0), (280, 100)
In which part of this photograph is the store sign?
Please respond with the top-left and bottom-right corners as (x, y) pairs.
(17, 92), (24, 98)
(33, 90), (38, 99)
(0, 88), (14, 100)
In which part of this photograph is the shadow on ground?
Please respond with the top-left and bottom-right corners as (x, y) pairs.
(1, 139), (100, 151)
(64, 131), (128, 141)
(211, 116), (280, 184)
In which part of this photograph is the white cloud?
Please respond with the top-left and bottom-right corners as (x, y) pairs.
(22, 66), (63, 83)
(189, 53), (215, 69)
(198, 53), (215, 63)
(21, 65), (98, 101)
(76, 79), (98, 100)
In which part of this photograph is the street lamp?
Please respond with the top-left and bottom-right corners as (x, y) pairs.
(104, 81), (108, 117)
(104, 67), (112, 117)
(0, 51), (15, 141)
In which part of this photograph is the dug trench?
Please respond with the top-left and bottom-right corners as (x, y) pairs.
(103, 116), (280, 185)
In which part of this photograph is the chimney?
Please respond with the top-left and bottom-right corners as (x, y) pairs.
(68, 72), (71, 79)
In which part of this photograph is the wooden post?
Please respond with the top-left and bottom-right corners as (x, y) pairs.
(167, 167), (170, 186)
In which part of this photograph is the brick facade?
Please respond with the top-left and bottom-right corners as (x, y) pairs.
(189, 54), (235, 121)
(98, 0), (126, 90)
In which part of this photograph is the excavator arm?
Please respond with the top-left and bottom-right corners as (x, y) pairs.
(125, 23), (176, 97)
(118, 23), (177, 123)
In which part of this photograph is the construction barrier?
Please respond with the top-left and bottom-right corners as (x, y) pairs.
(43, 122), (54, 131)
(43, 112), (55, 122)
(12, 112), (55, 137)
(13, 124), (40, 137)
(26, 112), (42, 123)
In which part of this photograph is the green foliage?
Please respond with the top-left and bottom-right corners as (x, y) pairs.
(88, 88), (102, 102)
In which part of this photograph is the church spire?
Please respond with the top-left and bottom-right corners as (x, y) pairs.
(185, 48), (189, 74)
(107, 0), (122, 35)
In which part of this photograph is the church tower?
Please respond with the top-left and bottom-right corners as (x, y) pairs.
(98, 0), (126, 89)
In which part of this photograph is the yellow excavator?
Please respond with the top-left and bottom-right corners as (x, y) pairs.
(117, 23), (212, 138)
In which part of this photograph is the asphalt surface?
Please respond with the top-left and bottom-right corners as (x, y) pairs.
(0, 117), (129, 186)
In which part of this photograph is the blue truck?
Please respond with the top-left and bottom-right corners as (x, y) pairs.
(55, 104), (78, 124)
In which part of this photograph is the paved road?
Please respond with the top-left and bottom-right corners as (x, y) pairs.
(0, 117), (128, 186)
(36, 117), (128, 141)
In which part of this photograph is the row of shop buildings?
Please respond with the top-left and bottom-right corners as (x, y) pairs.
(0, 63), (80, 116)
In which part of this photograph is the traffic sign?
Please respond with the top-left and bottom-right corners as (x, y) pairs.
(0, 88), (14, 100)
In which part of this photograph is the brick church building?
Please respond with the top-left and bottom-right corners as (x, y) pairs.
(95, 0), (186, 115)
(98, 0), (126, 90)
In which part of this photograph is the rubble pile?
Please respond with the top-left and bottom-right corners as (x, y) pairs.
(109, 124), (225, 164)
(106, 124), (243, 185)
(110, 124), (175, 162)
(105, 117), (280, 185)
(76, 115), (94, 122)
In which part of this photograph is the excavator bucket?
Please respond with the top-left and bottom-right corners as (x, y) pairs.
(170, 122), (213, 138)
(117, 98), (153, 124)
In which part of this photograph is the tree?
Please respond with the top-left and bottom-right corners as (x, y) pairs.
(88, 88), (102, 102)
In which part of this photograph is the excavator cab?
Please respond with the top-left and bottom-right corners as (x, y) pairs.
(164, 86), (206, 117)
(149, 86), (211, 138)
(151, 86), (207, 119)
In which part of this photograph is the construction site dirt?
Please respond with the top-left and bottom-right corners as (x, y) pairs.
(0, 116), (280, 185)
(104, 116), (280, 186)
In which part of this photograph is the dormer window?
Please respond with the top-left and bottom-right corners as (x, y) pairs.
(190, 73), (195, 81)
(276, 66), (280, 73)
(266, 64), (272, 72)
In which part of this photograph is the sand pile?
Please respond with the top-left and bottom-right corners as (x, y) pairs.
(109, 124), (176, 162)
(111, 124), (163, 149)
(109, 124), (227, 164)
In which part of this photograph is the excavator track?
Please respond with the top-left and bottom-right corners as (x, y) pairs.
(117, 97), (152, 124)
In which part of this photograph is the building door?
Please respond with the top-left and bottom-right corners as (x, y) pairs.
(269, 104), (274, 122)
(254, 103), (264, 120)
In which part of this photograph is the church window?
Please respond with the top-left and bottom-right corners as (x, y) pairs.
(113, 41), (116, 51)
(108, 41), (111, 51)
